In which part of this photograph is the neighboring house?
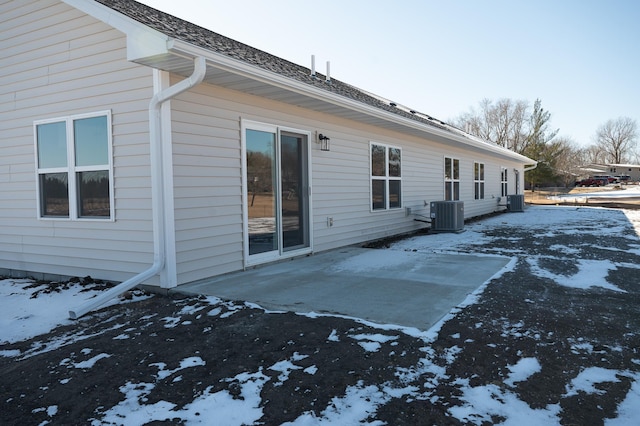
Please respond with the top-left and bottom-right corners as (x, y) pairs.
(579, 164), (640, 182)
(606, 164), (640, 182)
(1, 0), (535, 294)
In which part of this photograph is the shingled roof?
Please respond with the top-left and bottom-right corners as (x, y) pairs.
(95, 0), (452, 132)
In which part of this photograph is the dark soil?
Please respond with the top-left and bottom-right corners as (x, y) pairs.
(2, 208), (640, 425)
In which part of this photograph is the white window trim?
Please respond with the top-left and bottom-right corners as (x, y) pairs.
(474, 161), (485, 200)
(444, 156), (460, 201)
(369, 141), (402, 212)
(34, 110), (114, 221)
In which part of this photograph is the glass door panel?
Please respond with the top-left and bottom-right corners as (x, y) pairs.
(280, 132), (309, 252)
(244, 125), (310, 263)
(246, 129), (278, 255)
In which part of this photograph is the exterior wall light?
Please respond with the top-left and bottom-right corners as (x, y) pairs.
(317, 133), (331, 151)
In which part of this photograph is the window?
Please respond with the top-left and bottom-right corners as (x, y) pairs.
(35, 111), (113, 219)
(444, 157), (459, 200)
(501, 168), (508, 197)
(371, 143), (402, 210)
(474, 162), (485, 200)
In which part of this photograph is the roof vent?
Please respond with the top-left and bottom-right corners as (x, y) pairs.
(325, 61), (331, 83)
(311, 55), (316, 78)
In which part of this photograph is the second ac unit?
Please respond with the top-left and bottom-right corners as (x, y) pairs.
(507, 194), (525, 212)
(430, 201), (464, 232)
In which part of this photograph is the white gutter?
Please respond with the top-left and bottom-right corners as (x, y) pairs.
(69, 56), (207, 319)
(524, 163), (538, 172)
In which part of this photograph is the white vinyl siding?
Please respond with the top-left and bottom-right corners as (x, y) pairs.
(0, 0), (155, 282)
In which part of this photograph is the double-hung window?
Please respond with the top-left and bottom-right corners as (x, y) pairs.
(35, 111), (113, 220)
(370, 142), (402, 210)
(501, 168), (508, 197)
(474, 162), (485, 200)
(444, 157), (460, 200)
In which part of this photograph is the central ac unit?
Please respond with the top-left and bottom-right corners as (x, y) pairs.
(430, 201), (464, 232)
(507, 194), (525, 212)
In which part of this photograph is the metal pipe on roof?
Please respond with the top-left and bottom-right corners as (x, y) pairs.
(69, 56), (207, 319)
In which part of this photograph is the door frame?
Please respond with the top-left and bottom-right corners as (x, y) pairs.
(240, 119), (313, 267)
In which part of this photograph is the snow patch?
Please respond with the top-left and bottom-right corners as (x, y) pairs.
(72, 353), (111, 369)
(505, 357), (542, 387)
(151, 356), (206, 380)
(527, 257), (625, 292)
(565, 367), (621, 397)
(95, 370), (268, 425)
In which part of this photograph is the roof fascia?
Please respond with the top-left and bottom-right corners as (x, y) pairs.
(62, 0), (170, 61)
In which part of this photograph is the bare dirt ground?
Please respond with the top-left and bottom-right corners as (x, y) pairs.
(2, 207), (640, 425)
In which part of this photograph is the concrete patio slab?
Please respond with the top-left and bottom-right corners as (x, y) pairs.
(174, 246), (512, 330)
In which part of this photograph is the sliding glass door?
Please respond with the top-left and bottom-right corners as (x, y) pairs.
(244, 123), (310, 264)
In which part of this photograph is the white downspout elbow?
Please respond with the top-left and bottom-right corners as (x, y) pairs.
(69, 56), (207, 319)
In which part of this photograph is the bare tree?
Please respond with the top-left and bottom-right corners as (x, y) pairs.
(581, 144), (608, 165)
(454, 98), (529, 153)
(456, 98), (565, 188)
(550, 137), (584, 187)
(594, 117), (638, 164)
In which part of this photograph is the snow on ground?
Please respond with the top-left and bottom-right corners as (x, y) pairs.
(0, 279), (150, 346)
(549, 184), (640, 203)
(2, 205), (640, 424)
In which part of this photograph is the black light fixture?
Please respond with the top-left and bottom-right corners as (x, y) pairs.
(318, 133), (331, 151)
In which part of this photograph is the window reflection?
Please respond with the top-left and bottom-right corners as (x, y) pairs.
(78, 171), (110, 217)
(389, 148), (401, 177)
(40, 173), (69, 217)
(246, 129), (277, 255)
(372, 180), (386, 210)
(74, 116), (109, 167)
(371, 145), (386, 177)
(37, 122), (67, 168)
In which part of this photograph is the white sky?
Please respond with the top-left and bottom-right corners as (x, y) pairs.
(137, 0), (640, 148)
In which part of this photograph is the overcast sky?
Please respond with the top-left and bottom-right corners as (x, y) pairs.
(138, 0), (640, 148)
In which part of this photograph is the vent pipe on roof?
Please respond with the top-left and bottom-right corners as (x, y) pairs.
(311, 55), (316, 78)
(326, 61), (331, 83)
(68, 56), (208, 319)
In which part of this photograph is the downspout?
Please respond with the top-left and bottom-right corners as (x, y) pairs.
(69, 56), (207, 319)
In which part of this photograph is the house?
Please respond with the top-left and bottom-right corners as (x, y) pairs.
(578, 163), (640, 183)
(1, 0), (535, 310)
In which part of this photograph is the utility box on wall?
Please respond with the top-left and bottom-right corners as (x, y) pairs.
(507, 194), (525, 212)
(430, 201), (464, 233)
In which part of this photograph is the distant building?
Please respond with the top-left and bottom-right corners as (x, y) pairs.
(578, 164), (640, 182)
